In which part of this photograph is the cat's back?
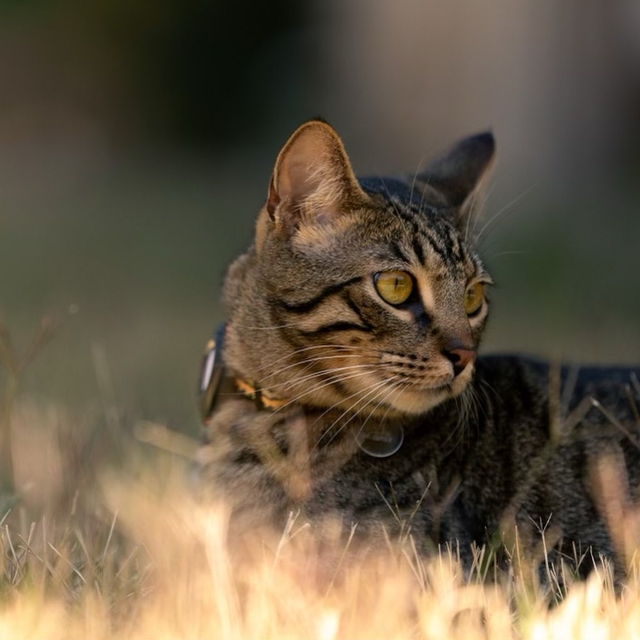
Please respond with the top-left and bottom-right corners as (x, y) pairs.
(472, 354), (640, 520)
(476, 354), (640, 421)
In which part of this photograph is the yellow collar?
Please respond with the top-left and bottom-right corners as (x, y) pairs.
(234, 377), (288, 410)
(198, 322), (289, 424)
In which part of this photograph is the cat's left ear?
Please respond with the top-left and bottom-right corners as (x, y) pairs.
(261, 119), (370, 237)
(419, 132), (495, 225)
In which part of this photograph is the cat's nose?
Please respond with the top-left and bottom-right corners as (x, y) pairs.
(443, 345), (476, 377)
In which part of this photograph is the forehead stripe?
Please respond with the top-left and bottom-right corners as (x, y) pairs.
(411, 236), (426, 265)
(389, 240), (414, 264)
(422, 231), (449, 263)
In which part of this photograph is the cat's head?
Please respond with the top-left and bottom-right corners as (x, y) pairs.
(222, 120), (495, 417)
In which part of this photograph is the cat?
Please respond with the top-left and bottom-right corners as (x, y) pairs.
(198, 119), (640, 576)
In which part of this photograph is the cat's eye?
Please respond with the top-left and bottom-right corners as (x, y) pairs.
(464, 282), (485, 315)
(374, 270), (413, 305)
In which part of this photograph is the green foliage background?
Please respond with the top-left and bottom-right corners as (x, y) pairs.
(1, 0), (639, 442)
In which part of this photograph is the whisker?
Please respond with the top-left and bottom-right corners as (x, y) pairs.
(251, 343), (384, 376)
(479, 378), (501, 406)
(465, 385), (481, 428)
(354, 379), (408, 439)
(314, 376), (403, 452)
(259, 353), (377, 385)
(416, 147), (437, 217)
(230, 320), (310, 331)
(488, 250), (530, 260)
(475, 183), (537, 247)
(278, 372), (387, 443)
(309, 376), (397, 446)
(220, 366), (382, 408)
(334, 376), (406, 438)
(269, 368), (380, 416)
(409, 154), (428, 208)
(294, 369), (393, 428)
(260, 363), (377, 394)
(441, 384), (480, 456)
(470, 177), (500, 239)
(377, 176), (403, 220)
(464, 190), (480, 243)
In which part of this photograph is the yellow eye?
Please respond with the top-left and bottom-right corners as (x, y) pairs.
(464, 282), (485, 315)
(374, 270), (413, 305)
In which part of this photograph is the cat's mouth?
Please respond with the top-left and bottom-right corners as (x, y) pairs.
(374, 365), (474, 416)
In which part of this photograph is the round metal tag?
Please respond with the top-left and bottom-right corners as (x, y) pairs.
(356, 424), (404, 458)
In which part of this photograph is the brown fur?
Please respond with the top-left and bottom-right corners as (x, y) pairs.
(200, 120), (640, 576)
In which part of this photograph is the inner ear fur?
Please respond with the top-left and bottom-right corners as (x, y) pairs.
(419, 131), (496, 221)
(264, 119), (369, 233)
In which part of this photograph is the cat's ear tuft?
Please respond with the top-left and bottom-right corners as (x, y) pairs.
(264, 120), (368, 234)
(420, 131), (495, 222)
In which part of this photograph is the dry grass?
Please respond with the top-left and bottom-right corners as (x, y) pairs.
(0, 401), (638, 639)
(2, 321), (640, 639)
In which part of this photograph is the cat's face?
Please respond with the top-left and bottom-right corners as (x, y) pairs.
(224, 121), (495, 418)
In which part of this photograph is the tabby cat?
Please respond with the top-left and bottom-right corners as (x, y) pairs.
(198, 119), (640, 574)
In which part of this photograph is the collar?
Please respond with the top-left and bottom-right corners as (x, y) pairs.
(198, 323), (287, 424)
(233, 377), (289, 411)
(198, 324), (406, 458)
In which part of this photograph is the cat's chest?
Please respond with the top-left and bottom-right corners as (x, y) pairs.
(309, 430), (463, 516)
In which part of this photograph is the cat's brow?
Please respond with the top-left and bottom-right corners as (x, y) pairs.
(297, 321), (373, 337)
(273, 276), (363, 314)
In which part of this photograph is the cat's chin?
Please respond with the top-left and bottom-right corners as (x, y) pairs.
(386, 387), (451, 416)
(384, 373), (473, 416)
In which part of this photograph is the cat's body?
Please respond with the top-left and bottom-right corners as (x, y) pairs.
(199, 120), (640, 573)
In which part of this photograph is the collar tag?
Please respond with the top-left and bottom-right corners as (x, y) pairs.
(356, 424), (404, 458)
(198, 324), (227, 424)
(198, 322), (288, 422)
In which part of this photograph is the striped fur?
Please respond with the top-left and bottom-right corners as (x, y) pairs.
(222, 121), (493, 417)
(200, 121), (640, 577)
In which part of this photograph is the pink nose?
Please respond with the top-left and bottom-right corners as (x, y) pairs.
(443, 346), (476, 377)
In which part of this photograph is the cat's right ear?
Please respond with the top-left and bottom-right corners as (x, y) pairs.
(257, 120), (369, 244)
(419, 132), (496, 224)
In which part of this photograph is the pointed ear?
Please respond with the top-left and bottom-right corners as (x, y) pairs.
(264, 120), (369, 234)
(419, 131), (495, 221)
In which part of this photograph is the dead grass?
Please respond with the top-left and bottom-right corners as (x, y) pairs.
(0, 402), (638, 639)
(2, 321), (640, 639)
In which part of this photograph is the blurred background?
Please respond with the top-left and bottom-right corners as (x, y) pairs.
(1, 0), (639, 438)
